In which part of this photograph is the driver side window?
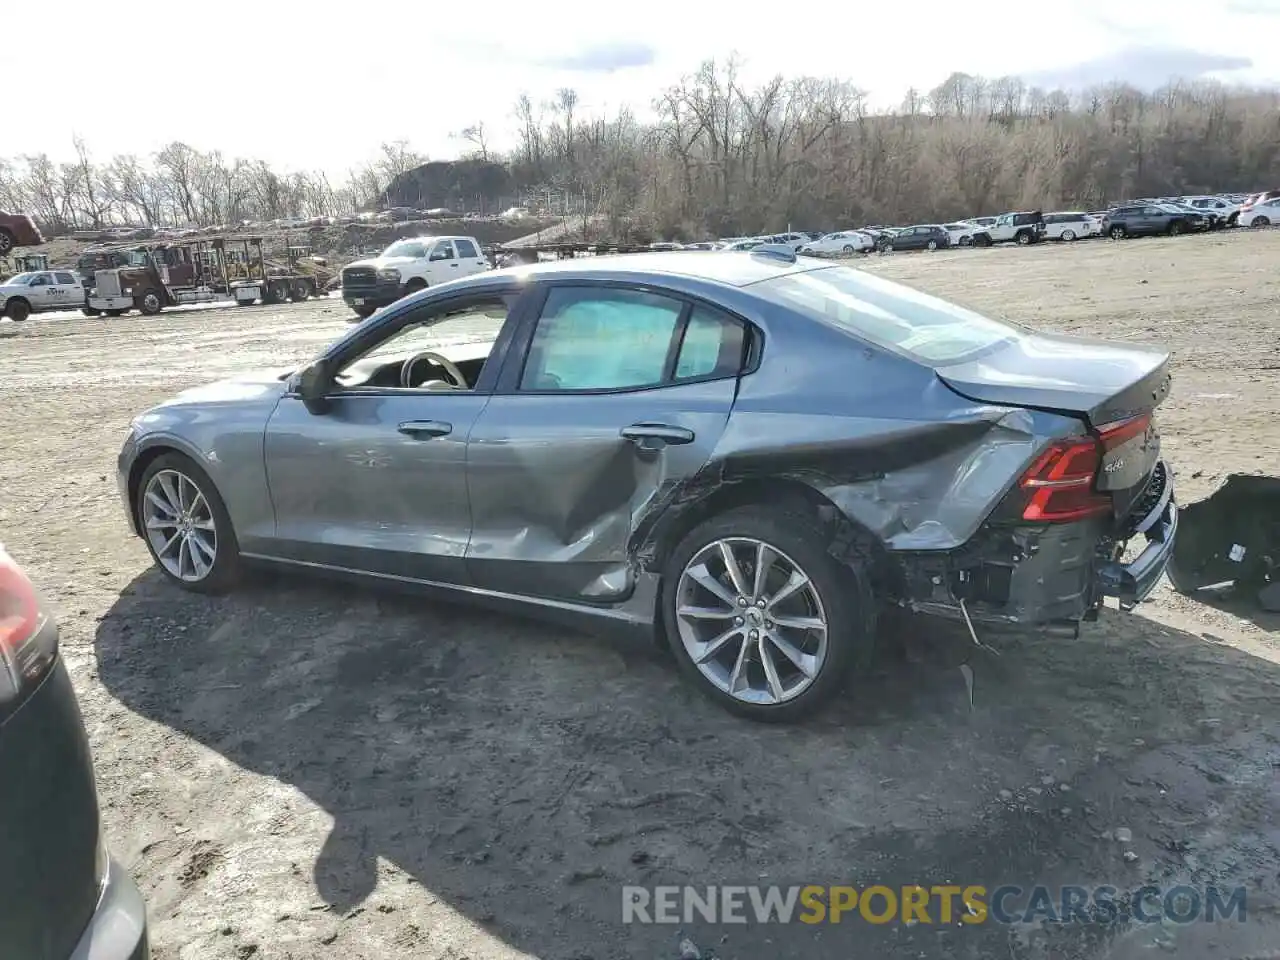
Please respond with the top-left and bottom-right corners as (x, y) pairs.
(333, 295), (516, 393)
(428, 242), (456, 262)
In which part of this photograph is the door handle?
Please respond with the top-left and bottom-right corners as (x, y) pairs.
(620, 423), (695, 446)
(398, 420), (452, 438)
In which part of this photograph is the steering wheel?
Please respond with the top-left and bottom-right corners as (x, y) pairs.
(400, 350), (468, 389)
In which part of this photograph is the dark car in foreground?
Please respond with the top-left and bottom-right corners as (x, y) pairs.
(0, 546), (149, 958)
(1102, 204), (1207, 238)
(116, 247), (1177, 721)
(878, 224), (951, 252)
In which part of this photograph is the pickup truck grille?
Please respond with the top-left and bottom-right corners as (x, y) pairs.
(342, 266), (376, 288)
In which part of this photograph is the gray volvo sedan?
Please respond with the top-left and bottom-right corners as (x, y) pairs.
(117, 247), (1176, 721)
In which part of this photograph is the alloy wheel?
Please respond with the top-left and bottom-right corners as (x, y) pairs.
(674, 537), (829, 705)
(142, 469), (217, 582)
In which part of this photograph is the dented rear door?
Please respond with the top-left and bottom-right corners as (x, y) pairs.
(463, 283), (742, 603)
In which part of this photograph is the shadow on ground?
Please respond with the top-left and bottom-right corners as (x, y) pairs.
(95, 571), (1280, 959)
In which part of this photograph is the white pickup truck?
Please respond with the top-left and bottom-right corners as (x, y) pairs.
(340, 235), (491, 319)
(0, 269), (84, 321)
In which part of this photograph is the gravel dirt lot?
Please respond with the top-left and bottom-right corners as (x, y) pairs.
(2, 232), (1279, 960)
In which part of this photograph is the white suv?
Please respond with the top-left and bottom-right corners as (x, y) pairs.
(1043, 212), (1102, 241)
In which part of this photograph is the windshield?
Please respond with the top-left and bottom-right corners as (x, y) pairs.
(381, 240), (429, 259)
(2, 272), (33, 285)
(755, 266), (1022, 365)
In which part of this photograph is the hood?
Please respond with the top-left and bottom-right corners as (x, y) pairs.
(156, 368), (292, 407)
(344, 255), (416, 271)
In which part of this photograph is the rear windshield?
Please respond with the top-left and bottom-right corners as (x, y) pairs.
(754, 266), (1021, 365)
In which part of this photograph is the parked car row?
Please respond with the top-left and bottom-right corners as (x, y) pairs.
(654, 189), (1280, 260)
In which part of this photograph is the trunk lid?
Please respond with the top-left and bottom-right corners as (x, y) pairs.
(935, 330), (1170, 427)
(937, 330), (1171, 515)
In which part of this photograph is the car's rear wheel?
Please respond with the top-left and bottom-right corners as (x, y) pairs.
(138, 453), (241, 593)
(926, 239), (938, 251)
(1061, 229), (1077, 241)
(1251, 216), (1270, 228)
(662, 505), (875, 722)
(841, 244), (854, 254)
(1109, 225), (1126, 240)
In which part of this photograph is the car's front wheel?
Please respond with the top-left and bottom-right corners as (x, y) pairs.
(137, 453), (241, 593)
(663, 504), (875, 722)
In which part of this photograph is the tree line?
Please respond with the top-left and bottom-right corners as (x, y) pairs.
(4, 60), (1280, 240)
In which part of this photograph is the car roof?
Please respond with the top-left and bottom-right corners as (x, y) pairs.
(490, 250), (818, 288)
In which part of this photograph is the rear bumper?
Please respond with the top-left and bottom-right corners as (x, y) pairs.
(1096, 464), (1178, 609)
(69, 857), (149, 960)
(902, 460), (1177, 627)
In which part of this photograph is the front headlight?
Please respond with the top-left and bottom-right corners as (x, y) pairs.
(377, 268), (401, 282)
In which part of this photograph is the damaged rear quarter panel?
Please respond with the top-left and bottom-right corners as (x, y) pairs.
(637, 297), (1084, 577)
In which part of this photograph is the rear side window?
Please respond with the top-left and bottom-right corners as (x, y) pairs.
(675, 305), (745, 380)
(455, 238), (479, 258)
(55, 272), (76, 284)
(755, 266), (1020, 365)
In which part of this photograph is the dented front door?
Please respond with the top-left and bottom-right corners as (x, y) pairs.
(463, 382), (735, 601)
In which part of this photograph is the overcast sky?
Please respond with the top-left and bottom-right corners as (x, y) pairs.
(11, 0), (1279, 178)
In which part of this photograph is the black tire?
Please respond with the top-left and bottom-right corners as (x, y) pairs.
(959, 236), (972, 247)
(1015, 230), (1032, 245)
(4, 298), (32, 322)
(267, 279), (291, 304)
(1109, 225), (1126, 240)
(0, 228), (14, 256)
(136, 452), (241, 594)
(291, 279), (312, 302)
(105, 309), (126, 317)
(926, 239), (938, 251)
(661, 504), (877, 723)
(403, 277), (427, 296)
(137, 289), (163, 315)
(82, 307), (103, 317)
(353, 306), (376, 320)
(1167, 220), (1184, 236)
(1251, 216), (1270, 228)
(974, 234), (992, 247)
(841, 244), (854, 254)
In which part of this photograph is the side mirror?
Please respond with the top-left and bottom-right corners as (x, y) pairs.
(297, 360), (332, 414)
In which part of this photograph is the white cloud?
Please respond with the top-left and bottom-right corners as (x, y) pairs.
(7, 0), (1277, 176)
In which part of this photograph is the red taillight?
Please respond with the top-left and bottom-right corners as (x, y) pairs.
(0, 548), (51, 697)
(1017, 414), (1152, 522)
(1019, 436), (1108, 521)
(1097, 413), (1151, 451)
